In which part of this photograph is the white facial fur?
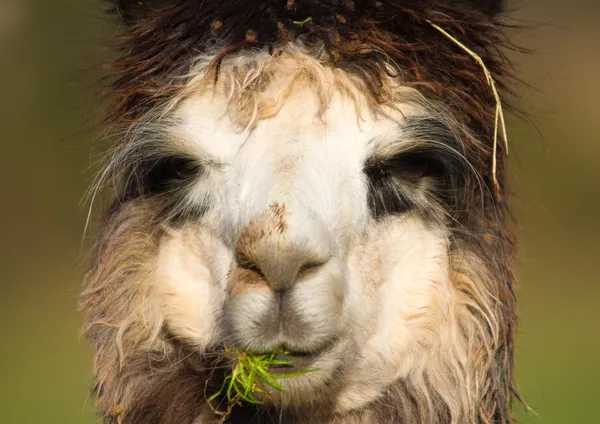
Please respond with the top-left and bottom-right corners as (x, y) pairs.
(144, 58), (456, 410)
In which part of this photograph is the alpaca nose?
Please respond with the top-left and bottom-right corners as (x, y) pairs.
(232, 203), (331, 293)
(235, 245), (326, 293)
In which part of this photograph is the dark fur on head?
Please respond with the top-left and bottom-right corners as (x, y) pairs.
(105, 0), (514, 203)
(114, 1), (506, 21)
(83, 1), (522, 423)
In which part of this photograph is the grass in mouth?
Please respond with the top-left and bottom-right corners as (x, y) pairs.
(206, 346), (317, 418)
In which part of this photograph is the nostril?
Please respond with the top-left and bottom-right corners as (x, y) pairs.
(235, 254), (264, 278)
(297, 260), (327, 277)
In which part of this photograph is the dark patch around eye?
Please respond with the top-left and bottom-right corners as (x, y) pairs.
(142, 155), (201, 195)
(111, 155), (206, 225)
(121, 155), (202, 201)
(365, 150), (447, 186)
(364, 151), (442, 219)
(364, 118), (471, 219)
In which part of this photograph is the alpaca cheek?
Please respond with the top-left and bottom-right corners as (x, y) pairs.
(376, 219), (450, 362)
(335, 217), (451, 411)
(152, 226), (227, 349)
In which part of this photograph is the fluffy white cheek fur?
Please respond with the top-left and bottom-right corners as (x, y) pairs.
(225, 289), (274, 351)
(336, 215), (451, 412)
(152, 226), (229, 350)
(287, 260), (346, 349)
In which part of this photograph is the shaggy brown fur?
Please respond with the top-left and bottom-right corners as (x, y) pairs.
(82, 1), (522, 423)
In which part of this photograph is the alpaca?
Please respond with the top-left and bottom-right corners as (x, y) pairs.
(81, 1), (521, 423)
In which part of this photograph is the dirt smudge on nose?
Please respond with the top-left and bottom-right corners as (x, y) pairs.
(236, 202), (288, 253)
(268, 201), (288, 234)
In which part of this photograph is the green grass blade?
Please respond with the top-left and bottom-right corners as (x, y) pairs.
(272, 368), (319, 379)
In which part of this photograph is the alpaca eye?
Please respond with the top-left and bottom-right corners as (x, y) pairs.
(235, 254), (265, 278)
(364, 151), (447, 219)
(121, 155), (201, 201)
(369, 151), (446, 184)
(143, 155), (201, 194)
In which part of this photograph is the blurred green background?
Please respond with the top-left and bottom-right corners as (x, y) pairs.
(0, 0), (598, 423)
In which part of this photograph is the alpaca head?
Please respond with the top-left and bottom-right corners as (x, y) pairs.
(82, 1), (518, 423)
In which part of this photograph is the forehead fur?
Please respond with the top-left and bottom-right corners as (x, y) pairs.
(176, 46), (426, 131)
(106, 0), (514, 203)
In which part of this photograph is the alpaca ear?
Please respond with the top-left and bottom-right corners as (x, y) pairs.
(457, 0), (505, 15)
(113, 0), (173, 23)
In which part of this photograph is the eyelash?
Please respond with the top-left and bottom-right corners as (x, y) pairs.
(120, 155), (202, 201)
(365, 151), (445, 184)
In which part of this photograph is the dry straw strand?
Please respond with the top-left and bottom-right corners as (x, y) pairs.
(426, 20), (509, 193)
(292, 17), (313, 26)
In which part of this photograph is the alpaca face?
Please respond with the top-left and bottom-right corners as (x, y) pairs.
(84, 1), (518, 422)
(98, 51), (484, 409)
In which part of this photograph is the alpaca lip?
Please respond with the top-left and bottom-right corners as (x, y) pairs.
(269, 351), (317, 374)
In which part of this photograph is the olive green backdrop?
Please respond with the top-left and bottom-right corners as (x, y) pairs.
(1, 0), (598, 423)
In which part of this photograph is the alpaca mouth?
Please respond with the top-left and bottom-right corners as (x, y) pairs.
(268, 351), (319, 375)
